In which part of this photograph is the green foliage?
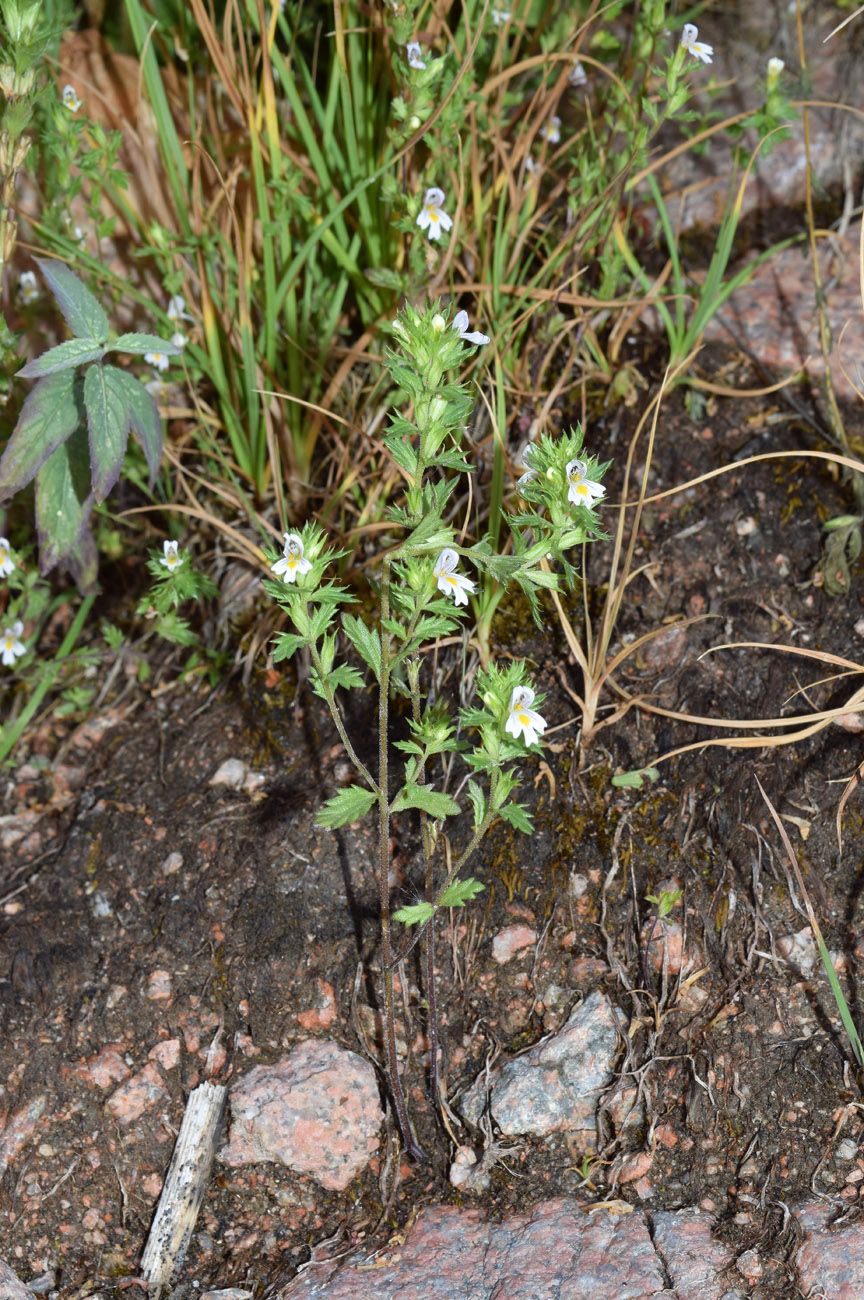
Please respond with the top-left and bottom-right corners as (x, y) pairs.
(1, 260), (179, 589)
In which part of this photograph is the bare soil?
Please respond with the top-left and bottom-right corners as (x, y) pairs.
(4, 356), (864, 1300)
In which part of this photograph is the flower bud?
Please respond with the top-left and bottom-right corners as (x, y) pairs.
(431, 313), (446, 334)
(767, 56), (784, 88)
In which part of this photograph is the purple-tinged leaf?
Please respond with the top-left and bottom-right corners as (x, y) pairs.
(108, 333), (182, 357)
(103, 366), (163, 489)
(0, 370), (81, 500)
(35, 425), (94, 574)
(35, 258), (109, 343)
(64, 526), (100, 595)
(16, 337), (105, 379)
(84, 364), (131, 503)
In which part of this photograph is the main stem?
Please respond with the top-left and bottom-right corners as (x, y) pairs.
(378, 555), (425, 1160)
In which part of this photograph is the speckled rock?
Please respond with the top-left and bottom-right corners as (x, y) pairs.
(282, 1198), (671, 1299)
(0, 1260), (38, 1300)
(795, 1199), (864, 1300)
(491, 923), (537, 964)
(220, 1040), (382, 1191)
(459, 990), (621, 1140)
(651, 1208), (741, 1300)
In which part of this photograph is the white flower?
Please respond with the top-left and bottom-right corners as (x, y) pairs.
(505, 685), (547, 747)
(539, 116), (561, 144)
(17, 270), (39, 305)
(1, 620), (25, 667)
(568, 59), (587, 88)
(452, 310), (490, 346)
(767, 56), (785, 78)
(406, 41), (426, 69)
(62, 84), (83, 112)
(0, 537), (14, 578)
(416, 187), (453, 242)
(145, 351), (171, 372)
(491, 7), (511, 24)
(433, 548), (475, 607)
(524, 155), (538, 174)
(271, 532), (312, 583)
(167, 294), (193, 323)
(159, 540), (183, 571)
(170, 332), (187, 350)
(566, 458), (605, 508)
(680, 23), (713, 64)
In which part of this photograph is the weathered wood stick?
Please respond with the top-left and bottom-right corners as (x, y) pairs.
(139, 1080), (227, 1296)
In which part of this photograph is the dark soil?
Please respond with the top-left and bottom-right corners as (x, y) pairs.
(4, 361), (864, 1299)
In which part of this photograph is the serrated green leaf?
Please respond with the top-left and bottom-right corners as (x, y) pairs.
(0, 369), (81, 499)
(393, 901), (435, 927)
(342, 613), (381, 682)
(315, 784), (378, 829)
(439, 877), (485, 908)
(391, 784), (460, 819)
(16, 338), (105, 379)
(84, 364), (132, 502)
(497, 800), (534, 833)
(272, 631), (307, 661)
(108, 332), (183, 358)
(467, 779), (487, 828)
(35, 257), (110, 342)
(35, 423), (94, 574)
(103, 367), (163, 489)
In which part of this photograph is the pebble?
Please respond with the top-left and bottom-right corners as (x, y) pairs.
(160, 851), (183, 876)
(0, 1095), (46, 1179)
(837, 1138), (859, 1162)
(104, 1065), (168, 1124)
(220, 1040), (383, 1191)
(491, 924), (537, 964)
(209, 758), (247, 788)
(75, 1044), (130, 1089)
(0, 1261), (38, 1300)
(146, 969), (173, 1001)
(459, 990), (621, 1140)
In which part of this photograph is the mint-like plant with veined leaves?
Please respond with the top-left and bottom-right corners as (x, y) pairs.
(0, 258), (181, 590)
(265, 303), (609, 1159)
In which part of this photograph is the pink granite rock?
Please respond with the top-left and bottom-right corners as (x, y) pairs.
(220, 1040), (382, 1191)
(796, 1199), (864, 1300)
(651, 1208), (738, 1300)
(491, 923), (537, 964)
(104, 1065), (168, 1124)
(282, 1198), (670, 1299)
(75, 1043), (130, 1089)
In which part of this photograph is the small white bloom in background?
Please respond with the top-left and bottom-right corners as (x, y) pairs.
(416, 187), (453, 242)
(566, 458), (605, 508)
(406, 41), (426, 69)
(491, 7), (511, 24)
(170, 332), (187, 350)
(167, 294), (193, 323)
(539, 116), (561, 144)
(145, 350), (171, 372)
(452, 310), (490, 346)
(433, 547), (475, 607)
(62, 84), (83, 112)
(0, 537), (14, 578)
(767, 56), (784, 86)
(568, 59), (587, 88)
(271, 532), (312, 583)
(680, 23), (713, 64)
(505, 684), (547, 747)
(524, 155), (538, 174)
(1, 620), (25, 668)
(159, 540), (184, 571)
(17, 270), (39, 305)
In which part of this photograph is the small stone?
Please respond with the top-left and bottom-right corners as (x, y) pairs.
(448, 1145), (490, 1193)
(640, 622), (688, 669)
(0, 1095), (46, 1178)
(491, 924), (537, 964)
(0, 1261), (39, 1300)
(160, 851), (183, 875)
(105, 1065), (169, 1124)
(735, 516), (757, 536)
(459, 991), (621, 1141)
(148, 1038), (181, 1071)
(296, 979), (337, 1032)
(146, 969), (173, 1001)
(569, 872), (589, 899)
(776, 928), (817, 975)
(735, 1248), (763, 1281)
(220, 1040), (383, 1191)
(835, 712), (864, 732)
(837, 1138), (858, 1161)
(616, 1149), (653, 1183)
(209, 758), (248, 788)
(76, 1044), (131, 1089)
(200, 1291), (253, 1300)
(643, 918), (693, 974)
